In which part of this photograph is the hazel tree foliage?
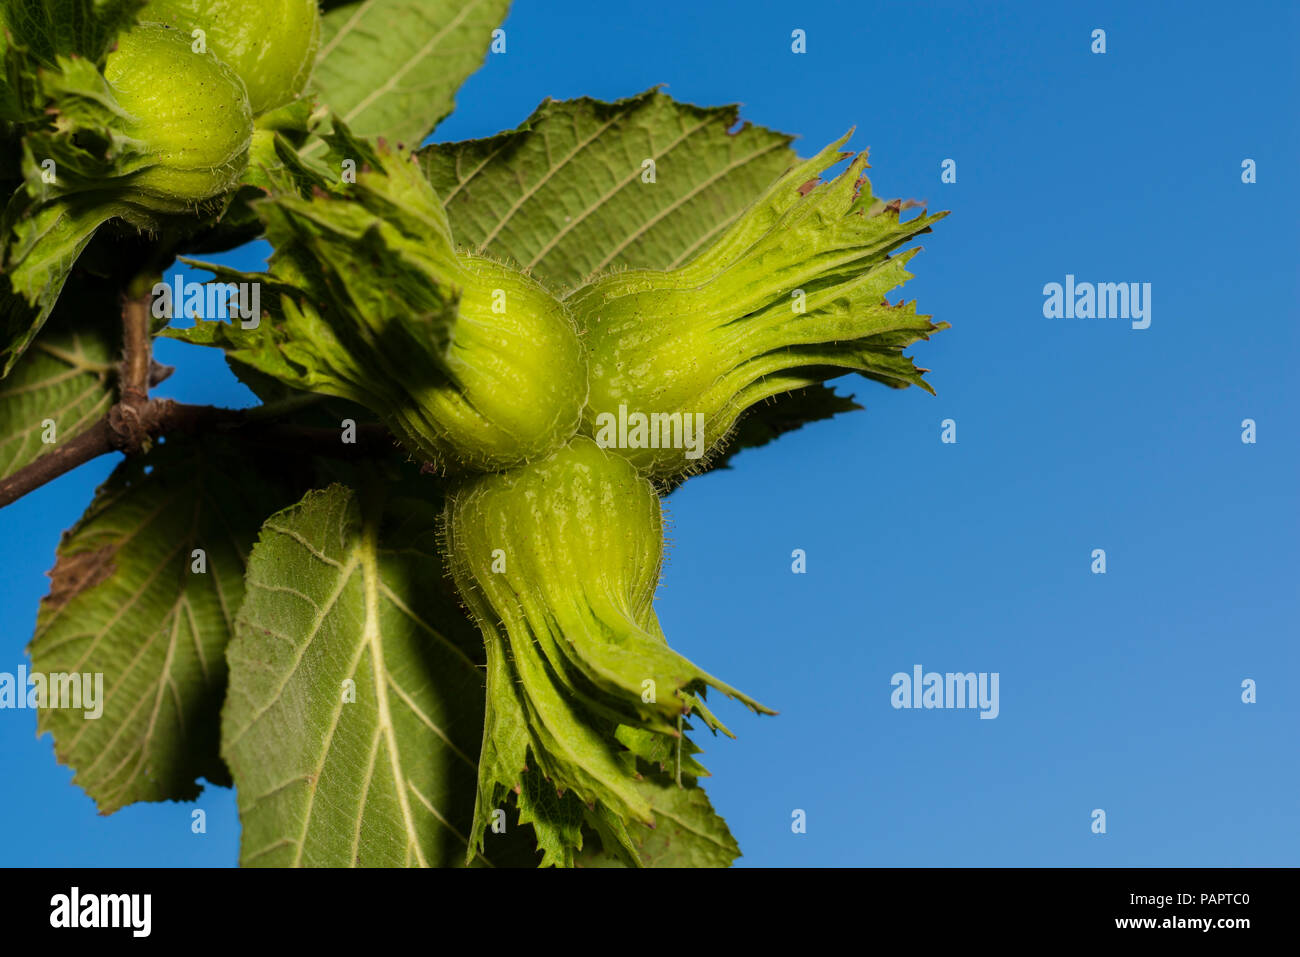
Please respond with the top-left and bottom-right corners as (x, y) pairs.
(0, 0), (945, 867)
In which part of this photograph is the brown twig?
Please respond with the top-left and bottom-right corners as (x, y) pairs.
(0, 397), (395, 509)
(0, 281), (401, 509)
(120, 286), (152, 401)
(0, 419), (119, 507)
(0, 400), (208, 507)
(113, 283), (155, 453)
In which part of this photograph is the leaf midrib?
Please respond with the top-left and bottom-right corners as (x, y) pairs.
(356, 514), (429, 867)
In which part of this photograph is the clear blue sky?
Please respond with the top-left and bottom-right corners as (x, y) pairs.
(2, 0), (1296, 866)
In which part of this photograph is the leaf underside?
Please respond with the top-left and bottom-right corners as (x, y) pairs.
(28, 435), (303, 813)
(0, 281), (117, 481)
(221, 483), (538, 867)
(304, 0), (511, 156)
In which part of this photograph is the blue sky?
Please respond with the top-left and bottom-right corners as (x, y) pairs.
(1, 0), (1296, 866)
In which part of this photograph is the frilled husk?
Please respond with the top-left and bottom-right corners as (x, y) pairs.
(444, 437), (771, 864)
(568, 134), (948, 480)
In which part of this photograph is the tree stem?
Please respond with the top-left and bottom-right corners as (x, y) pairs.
(0, 398), (394, 509)
(112, 282), (155, 452)
(0, 278), (396, 510)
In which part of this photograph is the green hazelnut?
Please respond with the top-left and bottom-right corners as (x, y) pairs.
(143, 0), (321, 115)
(390, 254), (589, 472)
(569, 136), (947, 481)
(103, 22), (253, 211)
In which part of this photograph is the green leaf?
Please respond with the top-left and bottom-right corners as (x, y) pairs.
(0, 285), (116, 481)
(302, 0), (510, 158)
(577, 772), (741, 868)
(222, 482), (538, 867)
(27, 435), (302, 813)
(0, 183), (134, 375)
(417, 89), (866, 470)
(164, 129), (462, 405)
(1, 0), (144, 68)
(418, 88), (798, 290)
(0, 0), (143, 124)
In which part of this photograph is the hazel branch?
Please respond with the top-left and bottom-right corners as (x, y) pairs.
(0, 398), (394, 509)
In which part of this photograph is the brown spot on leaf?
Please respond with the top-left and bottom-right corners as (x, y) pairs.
(44, 545), (118, 614)
(797, 177), (821, 196)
